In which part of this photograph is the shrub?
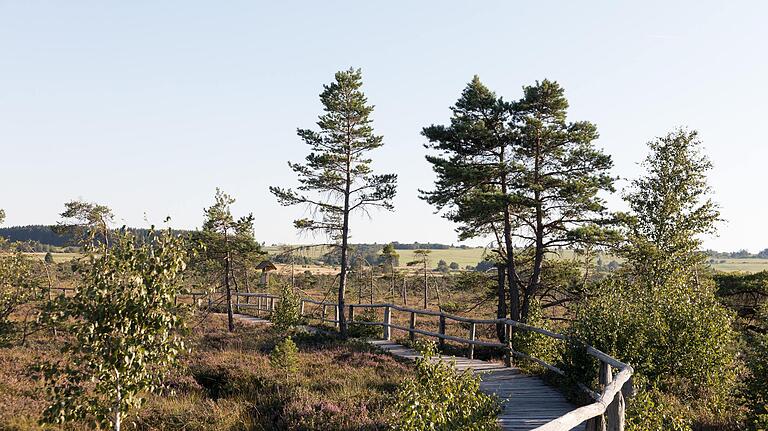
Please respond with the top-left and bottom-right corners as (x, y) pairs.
(272, 284), (302, 331)
(510, 299), (559, 374)
(625, 386), (693, 431)
(563, 274), (738, 426)
(747, 332), (768, 424)
(0, 251), (40, 339)
(348, 307), (382, 339)
(390, 342), (500, 431)
(270, 336), (299, 379)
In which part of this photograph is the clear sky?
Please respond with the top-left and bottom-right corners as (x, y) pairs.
(1, 1), (766, 252)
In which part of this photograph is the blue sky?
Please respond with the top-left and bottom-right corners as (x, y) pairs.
(1, 1), (766, 251)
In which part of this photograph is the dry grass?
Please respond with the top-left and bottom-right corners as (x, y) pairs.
(0, 313), (412, 430)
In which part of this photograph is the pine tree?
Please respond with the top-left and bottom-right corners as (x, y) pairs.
(423, 78), (616, 324)
(195, 189), (261, 332)
(271, 68), (397, 337)
(421, 76), (514, 335)
(508, 79), (616, 322)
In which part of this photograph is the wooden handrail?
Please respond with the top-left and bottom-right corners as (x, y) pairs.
(230, 291), (633, 431)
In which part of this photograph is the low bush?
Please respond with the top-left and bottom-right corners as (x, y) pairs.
(563, 274), (739, 429)
(390, 342), (500, 431)
(270, 336), (299, 379)
(348, 307), (382, 339)
(272, 284), (303, 331)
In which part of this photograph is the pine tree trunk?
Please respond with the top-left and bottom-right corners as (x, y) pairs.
(402, 277), (407, 306)
(496, 264), (507, 342)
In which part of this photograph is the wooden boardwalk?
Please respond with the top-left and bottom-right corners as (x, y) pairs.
(229, 313), (586, 430)
(369, 340), (585, 431)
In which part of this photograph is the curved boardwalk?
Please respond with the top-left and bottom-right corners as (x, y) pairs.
(369, 340), (584, 431)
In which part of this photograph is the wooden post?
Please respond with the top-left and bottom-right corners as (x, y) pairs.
(334, 305), (340, 328)
(468, 322), (476, 359)
(299, 299), (305, 316)
(596, 360), (612, 431)
(587, 360), (613, 431)
(269, 297), (274, 313)
(438, 314), (446, 350)
(606, 390), (625, 431)
(321, 304), (327, 322)
(383, 305), (391, 340)
(409, 311), (416, 341)
(235, 293), (240, 314)
(504, 323), (512, 367)
(348, 304), (355, 322)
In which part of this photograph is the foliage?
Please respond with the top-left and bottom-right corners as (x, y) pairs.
(509, 299), (558, 372)
(746, 332), (768, 424)
(0, 250), (41, 339)
(54, 200), (114, 248)
(192, 188), (263, 332)
(620, 128), (720, 290)
(565, 274), (737, 403)
(422, 77), (617, 324)
(436, 259), (449, 273)
(348, 307), (382, 339)
(380, 243), (400, 269)
(40, 228), (191, 430)
(272, 284), (303, 331)
(390, 342), (500, 431)
(1, 314), (412, 430)
(270, 336), (299, 379)
(270, 68), (397, 337)
(625, 387), (693, 431)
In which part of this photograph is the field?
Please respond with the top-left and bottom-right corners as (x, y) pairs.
(24, 252), (82, 263)
(26, 248), (768, 274)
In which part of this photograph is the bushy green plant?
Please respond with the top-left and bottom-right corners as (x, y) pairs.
(510, 299), (559, 373)
(563, 273), (738, 425)
(0, 251), (41, 339)
(271, 284), (302, 331)
(390, 342), (500, 431)
(348, 307), (382, 338)
(625, 387), (693, 431)
(270, 336), (299, 379)
(747, 332), (768, 424)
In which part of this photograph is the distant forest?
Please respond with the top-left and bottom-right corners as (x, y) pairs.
(0, 225), (194, 252)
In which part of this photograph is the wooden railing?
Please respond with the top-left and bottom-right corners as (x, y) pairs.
(160, 289), (632, 430)
(226, 291), (633, 431)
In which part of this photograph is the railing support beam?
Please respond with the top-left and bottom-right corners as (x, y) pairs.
(383, 306), (391, 340)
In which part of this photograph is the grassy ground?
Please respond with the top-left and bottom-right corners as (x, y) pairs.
(38, 246), (768, 273)
(0, 312), (412, 430)
(23, 252), (82, 263)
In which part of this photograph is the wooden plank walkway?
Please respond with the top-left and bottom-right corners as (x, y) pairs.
(231, 313), (271, 325)
(369, 340), (584, 431)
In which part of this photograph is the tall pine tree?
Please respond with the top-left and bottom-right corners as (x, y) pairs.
(421, 76), (515, 339)
(509, 79), (616, 322)
(271, 68), (397, 337)
(423, 78), (616, 324)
